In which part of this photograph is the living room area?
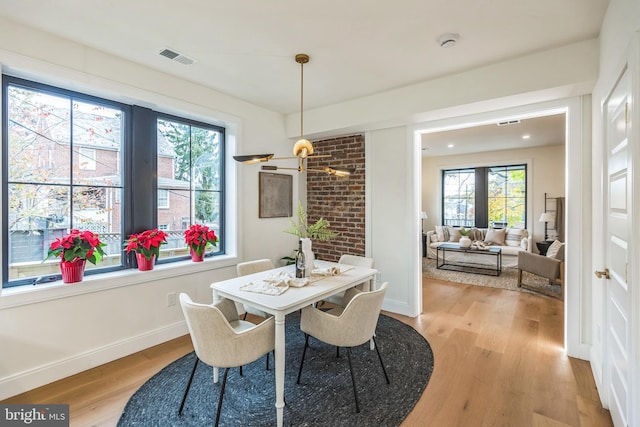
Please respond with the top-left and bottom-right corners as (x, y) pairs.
(420, 112), (566, 297)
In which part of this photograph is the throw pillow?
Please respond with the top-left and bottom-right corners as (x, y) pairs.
(448, 227), (463, 242)
(430, 234), (439, 243)
(484, 228), (506, 245)
(520, 237), (528, 250)
(505, 228), (527, 247)
(546, 240), (564, 258)
(470, 228), (485, 242)
(435, 225), (448, 242)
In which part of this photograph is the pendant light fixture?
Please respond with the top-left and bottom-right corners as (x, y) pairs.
(233, 53), (355, 176)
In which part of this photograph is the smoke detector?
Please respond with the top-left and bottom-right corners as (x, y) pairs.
(158, 48), (196, 65)
(438, 33), (459, 48)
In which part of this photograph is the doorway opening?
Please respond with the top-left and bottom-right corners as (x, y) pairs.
(413, 99), (584, 355)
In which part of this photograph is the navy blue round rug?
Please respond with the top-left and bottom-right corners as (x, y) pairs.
(118, 312), (433, 426)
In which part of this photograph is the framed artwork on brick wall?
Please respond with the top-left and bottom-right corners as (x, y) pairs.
(259, 172), (293, 218)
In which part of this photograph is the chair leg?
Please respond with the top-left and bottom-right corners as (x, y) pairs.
(336, 346), (340, 358)
(517, 269), (523, 287)
(266, 352), (269, 370)
(296, 334), (310, 384)
(214, 368), (229, 427)
(239, 365), (243, 376)
(346, 347), (361, 413)
(178, 356), (199, 416)
(373, 336), (390, 384)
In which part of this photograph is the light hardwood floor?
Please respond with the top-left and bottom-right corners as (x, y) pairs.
(3, 277), (612, 426)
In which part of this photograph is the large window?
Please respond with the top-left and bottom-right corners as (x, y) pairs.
(487, 165), (526, 228)
(443, 169), (475, 227)
(2, 76), (226, 287)
(442, 164), (526, 228)
(156, 117), (223, 261)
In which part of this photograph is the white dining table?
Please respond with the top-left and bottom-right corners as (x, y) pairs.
(210, 260), (378, 427)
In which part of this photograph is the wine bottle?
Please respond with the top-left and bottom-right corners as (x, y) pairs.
(295, 239), (306, 278)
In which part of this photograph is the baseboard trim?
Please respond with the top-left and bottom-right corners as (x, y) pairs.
(0, 321), (188, 400)
(382, 299), (415, 317)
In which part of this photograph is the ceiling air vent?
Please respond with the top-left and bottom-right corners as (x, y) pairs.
(496, 119), (521, 126)
(158, 48), (195, 65)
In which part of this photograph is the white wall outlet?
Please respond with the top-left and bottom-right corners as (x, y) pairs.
(167, 291), (176, 307)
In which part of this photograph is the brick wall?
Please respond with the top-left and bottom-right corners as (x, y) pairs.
(306, 134), (365, 262)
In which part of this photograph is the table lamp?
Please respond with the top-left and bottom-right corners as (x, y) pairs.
(539, 212), (554, 240)
(421, 211), (428, 233)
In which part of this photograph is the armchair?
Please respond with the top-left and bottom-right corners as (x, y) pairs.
(297, 282), (389, 413)
(178, 293), (275, 426)
(321, 254), (375, 306)
(516, 241), (565, 300)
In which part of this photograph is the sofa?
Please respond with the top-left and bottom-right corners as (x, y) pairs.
(425, 226), (532, 268)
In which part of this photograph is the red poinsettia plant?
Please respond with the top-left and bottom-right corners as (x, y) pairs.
(184, 224), (218, 257)
(124, 228), (168, 260)
(44, 229), (107, 265)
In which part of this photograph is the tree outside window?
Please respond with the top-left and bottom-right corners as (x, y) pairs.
(5, 82), (124, 282)
(442, 165), (526, 229)
(156, 118), (223, 260)
(3, 76), (227, 287)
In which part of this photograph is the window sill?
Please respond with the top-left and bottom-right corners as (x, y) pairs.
(0, 254), (238, 310)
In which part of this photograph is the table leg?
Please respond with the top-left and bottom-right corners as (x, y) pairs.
(275, 312), (286, 427)
(212, 290), (221, 384)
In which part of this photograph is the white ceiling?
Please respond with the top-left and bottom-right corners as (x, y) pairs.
(0, 0), (609, 115)
(421, 113), (566, 157)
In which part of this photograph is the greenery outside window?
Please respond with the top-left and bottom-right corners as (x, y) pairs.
(442, 164), (527, 229)
(442, 169), (475, 227)
(2, 75), (226, 288)
(156, 117), (224, 261)
(3, 78), (125, 286)
(487, 165), (526, 228)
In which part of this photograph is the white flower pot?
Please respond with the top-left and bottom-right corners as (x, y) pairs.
(459, 236), (472, 248)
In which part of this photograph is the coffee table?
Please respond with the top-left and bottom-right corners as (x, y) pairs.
(436, 243), (502, 276)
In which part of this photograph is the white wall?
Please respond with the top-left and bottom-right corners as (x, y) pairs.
(367, 127), (420, 316)
(0, 18), (299, 399)
(287, 39), (599, 140)
(421, 144), (566, 244)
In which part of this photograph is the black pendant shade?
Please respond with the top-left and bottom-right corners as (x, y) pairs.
(232, 154), (274, 164)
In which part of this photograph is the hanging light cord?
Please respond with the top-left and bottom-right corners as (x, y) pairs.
(300, 58), (304, 140)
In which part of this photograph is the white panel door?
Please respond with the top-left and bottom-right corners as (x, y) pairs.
(603, 66), (632, 427)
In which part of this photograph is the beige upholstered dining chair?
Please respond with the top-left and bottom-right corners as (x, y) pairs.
(178, 293), (275, 426)
(296, 282), (390, 413)
(236, 258), (274, 319)
(322, 254), (375, 306)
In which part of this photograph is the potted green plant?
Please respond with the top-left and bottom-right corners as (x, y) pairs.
(44, 229), (107, 283)
(459, 228), (472, 248)
(282, 202), (338, 268)
(283, 201), (338, 241)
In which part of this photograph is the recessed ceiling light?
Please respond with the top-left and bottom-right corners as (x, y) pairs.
(438, 33), (459, 48)
(447, 144), (454, 148)
(522, 134), (531, 140)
